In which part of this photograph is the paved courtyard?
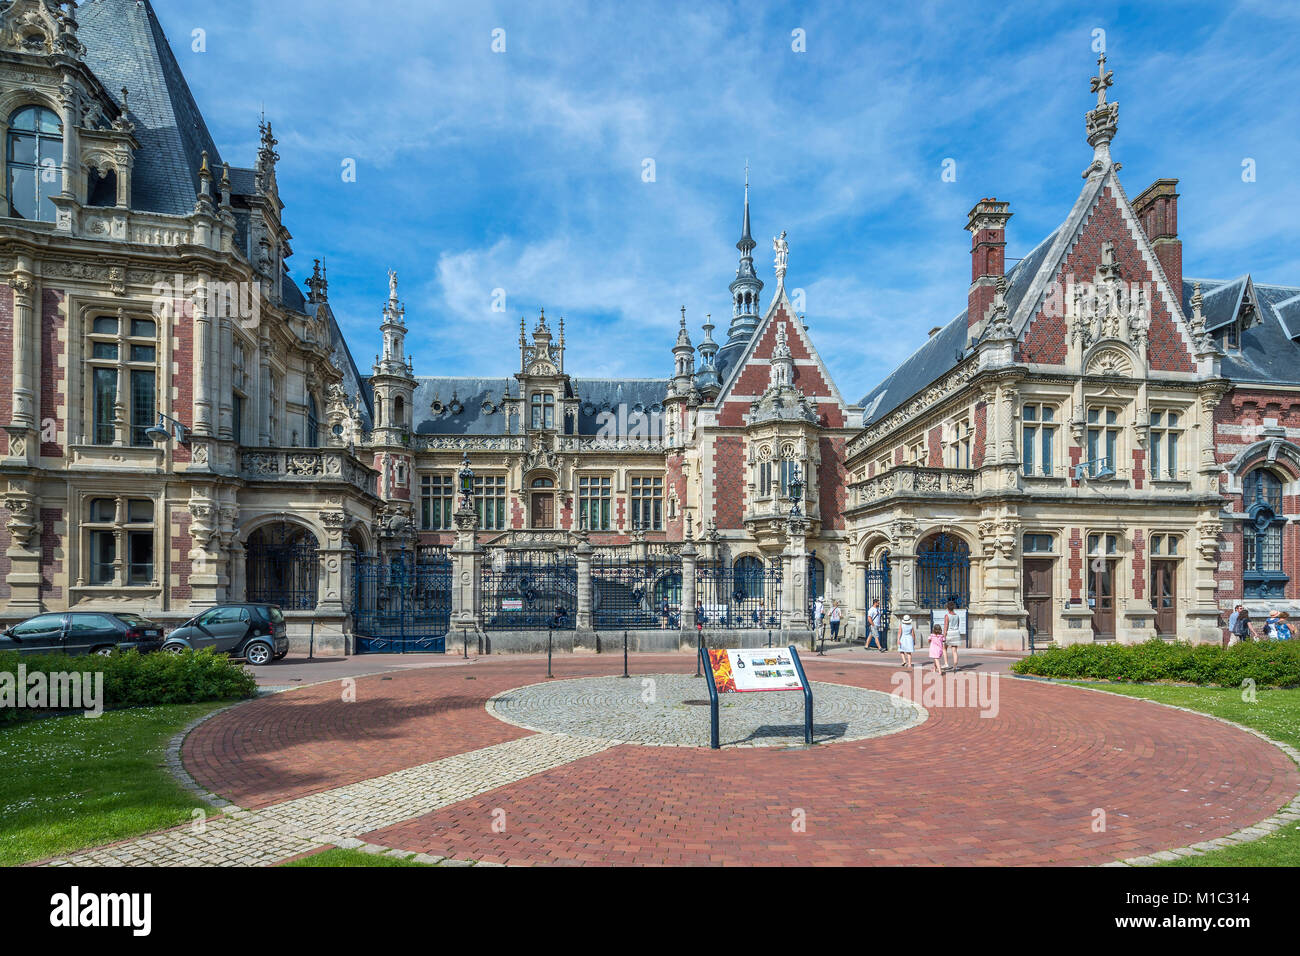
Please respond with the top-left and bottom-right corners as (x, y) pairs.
(47, 653), (1300, 866)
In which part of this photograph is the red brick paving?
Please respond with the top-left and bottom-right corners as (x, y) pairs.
(184, 656), (1298, 864)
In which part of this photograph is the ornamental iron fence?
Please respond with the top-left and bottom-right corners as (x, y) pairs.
(482, 551), (578, 630)
(694, 561), (782, 629)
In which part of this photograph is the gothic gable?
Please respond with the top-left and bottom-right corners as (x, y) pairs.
(714, 286), (853, 428)
(1015, 174), (1196, 373)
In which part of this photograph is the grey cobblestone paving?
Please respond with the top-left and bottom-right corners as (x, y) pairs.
(47, 732), (612, 867)
(487, 673), (926, 747)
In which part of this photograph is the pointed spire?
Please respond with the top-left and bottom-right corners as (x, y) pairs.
(738, 160), (754, 254)
(727, 167), (764, 344)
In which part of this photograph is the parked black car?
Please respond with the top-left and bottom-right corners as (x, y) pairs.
(161, 604), (288, 666)
(0, 612), (164, 656)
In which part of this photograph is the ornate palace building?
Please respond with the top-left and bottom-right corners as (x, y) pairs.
(1, 1), (1294, 653)
(844, 55), (1300, 649)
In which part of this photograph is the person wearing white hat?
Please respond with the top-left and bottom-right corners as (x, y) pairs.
(897, 613), (915, 668)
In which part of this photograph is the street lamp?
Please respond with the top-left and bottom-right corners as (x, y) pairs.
(1073, 456), (1116, 482)
(458, 452), (474, 504)
(144, 413), (190, 445)
(788, 465), (804, 516)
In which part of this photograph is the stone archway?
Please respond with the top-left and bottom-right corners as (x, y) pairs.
(245, 520), (320, 610)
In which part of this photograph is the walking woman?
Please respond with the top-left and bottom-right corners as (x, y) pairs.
(898, 614), (915, 669)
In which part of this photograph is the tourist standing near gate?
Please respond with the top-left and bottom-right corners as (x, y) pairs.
(943, 600), (961, 672)
(813, 594), (825, 636)
(898, 614), (915, 668)
(867, 598), (885, 651)
(829, 601), (842, 642)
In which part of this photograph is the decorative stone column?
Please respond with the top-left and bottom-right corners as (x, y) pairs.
(851, 552), (867, 643)
(680, 535), (698, 644)
(575, 531), (594, 632)
(974, 513), (1028, 650)
(782, 513), (809, 633)
(185, 497), (222, 608)
(3, 486), (42, 613)
(315, 511), (347, 615)
(448, 496), (484, 653)
(1185, 518), (1225, 644)
(192, 274), (214, 437)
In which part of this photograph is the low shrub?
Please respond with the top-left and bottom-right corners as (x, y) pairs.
(0, 647), (258, 724)
(1011, 638), (1300, 687)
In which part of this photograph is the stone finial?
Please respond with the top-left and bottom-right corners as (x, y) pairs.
(773, 230), (789, 283)
(1084, 51), (1119, 176)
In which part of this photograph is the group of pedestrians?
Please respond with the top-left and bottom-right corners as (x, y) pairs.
(1228, 604), (1294, 642)
(863, 598), (962, 672)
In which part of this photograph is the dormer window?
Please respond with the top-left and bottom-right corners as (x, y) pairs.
(531, 392), (554, 429)
(7, 105), (62, 222)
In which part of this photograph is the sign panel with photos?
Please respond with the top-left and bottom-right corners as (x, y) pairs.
(707, 648), (805, 693)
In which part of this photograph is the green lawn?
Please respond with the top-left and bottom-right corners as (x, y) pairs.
(0, 701), (228, 865)
(1079, 683), (1300, 866)
(282, 847), (434, 867)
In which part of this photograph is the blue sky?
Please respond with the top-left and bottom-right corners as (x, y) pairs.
(159, 0), (1300, 402)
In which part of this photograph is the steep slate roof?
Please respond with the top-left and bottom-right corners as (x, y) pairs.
(1185, 277), (1300, 385)
(80, 0), (224, 215)
(858, 227), (1061, 425)
(396, 376), (669, 436)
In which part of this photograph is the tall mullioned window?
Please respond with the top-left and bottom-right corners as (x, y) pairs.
(87, 314), (157, 446)
(630, 475), (663, 531)
(7, 105), (61, 222)
(1022, 403), (1057, 476)
(947, 418), (972, 469)
(85, 496), (155, 587)
(1148, 410), (1182, 481)
(531, 392), (554, 429)
(1086, 407), (1121, 477)
(419, 474), (454, 530)
(578, 475), (611, 531)
(474, 474), (507, 531)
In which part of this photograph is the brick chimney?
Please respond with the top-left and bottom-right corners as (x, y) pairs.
(966, 198), (1012, 329)
(1132, 179), (1181, 300)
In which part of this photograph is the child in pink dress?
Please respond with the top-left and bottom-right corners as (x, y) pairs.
(928, 624), (944, 674)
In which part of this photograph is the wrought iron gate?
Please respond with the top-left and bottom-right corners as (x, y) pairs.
(695, 561), (782, 628)
(866, 551), (891, 632)
(481, 551), (577, 630)
(353, 547), (450, 653)
(916, 533), (970, 610)
(246, 522), (319, 610)
(592, 554), (680, 629)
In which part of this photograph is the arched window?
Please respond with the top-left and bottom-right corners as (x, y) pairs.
(393, 395), (405, 430)
(734, 555), (764, 599)
(1244, 468), (1288, 598)
(7, 105), (62, 222)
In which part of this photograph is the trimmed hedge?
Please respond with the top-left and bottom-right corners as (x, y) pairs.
(0, 647), (258, 724)
(1011, 638), (1300, 688)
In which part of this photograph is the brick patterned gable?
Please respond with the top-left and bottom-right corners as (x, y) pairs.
(716, 291), (852, 425)
(1018, 184), (1195, 372)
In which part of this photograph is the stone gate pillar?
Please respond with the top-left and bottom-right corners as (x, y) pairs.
(782, 514), (809, 633)
(680, 537), (697, 642)
(449, 499), (484, 653)
(575, 533), (593, 631)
